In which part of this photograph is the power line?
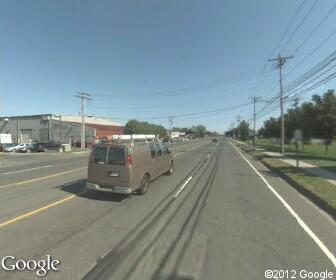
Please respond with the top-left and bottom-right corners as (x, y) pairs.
(89, 86), (256, 111)
(250, 1), (310, 107)
(287, 27), (336, 76)
(256, 70), (336, 119)
(100, 102), (253, 121)
(256, 50), (336, 118)
(292, 2), (336, 54)
(92, 70), (258, 98)
(267, 0), (307, 59)
(255, 0), (307, 109)
(279, 0), (320, 54)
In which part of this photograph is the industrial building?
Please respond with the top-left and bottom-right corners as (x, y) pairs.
(0, 114), (124, 145)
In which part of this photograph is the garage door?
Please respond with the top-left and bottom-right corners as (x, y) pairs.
(21, 129), (33, 143)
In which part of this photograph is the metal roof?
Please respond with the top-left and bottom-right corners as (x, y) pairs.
(0, 114), (123, 127)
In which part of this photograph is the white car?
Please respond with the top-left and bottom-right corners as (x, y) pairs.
(5, 143), (30, 152)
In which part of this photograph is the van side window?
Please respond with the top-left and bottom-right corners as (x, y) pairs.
(155, 143), (162, 156)
(92, 147), (107, 164)
(161, 143), (169, 154)
(149, 143), (156, 158)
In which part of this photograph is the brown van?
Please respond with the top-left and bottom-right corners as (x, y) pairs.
(86, 139), (174, 195)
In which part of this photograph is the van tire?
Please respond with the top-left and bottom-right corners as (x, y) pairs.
(138, 175), (150, 195)
(166, 162), (174, 175)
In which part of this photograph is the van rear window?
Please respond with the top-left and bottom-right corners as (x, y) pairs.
(92, 147), (107, 164)
(108, 147), (126, 165)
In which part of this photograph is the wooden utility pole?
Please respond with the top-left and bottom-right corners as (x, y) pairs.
(268, 54), (294, 155)
(74, 92), (91, 149)
(251, 96), (261, 148)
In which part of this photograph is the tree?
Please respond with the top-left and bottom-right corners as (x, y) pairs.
(262, 117), (280, 138)
(238, 120), (249, 141)
(191, 125), (207, 138)
(315, 90), (336, 154)
(258, 89), (336, 154)
(125, 119), (167, 137)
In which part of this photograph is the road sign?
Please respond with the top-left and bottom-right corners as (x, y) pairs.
(294, 129), (303, 142)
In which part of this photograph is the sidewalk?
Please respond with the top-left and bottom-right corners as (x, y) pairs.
(263, 151), (336, 186)
(232, 139), (336, 187)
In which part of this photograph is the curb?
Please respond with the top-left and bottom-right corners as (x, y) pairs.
(260, 159), (336, 220)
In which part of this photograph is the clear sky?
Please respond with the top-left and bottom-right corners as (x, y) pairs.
(1, 0), (336, 132)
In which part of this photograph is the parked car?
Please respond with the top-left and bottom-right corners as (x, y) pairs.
(35, 141), (62, 152)
(4, 143), (29, 152)
(17, 143), (37, 153)
(212, 138), (218, 143)
(0, 143), (16, 152)
(86, 139), (174, 195)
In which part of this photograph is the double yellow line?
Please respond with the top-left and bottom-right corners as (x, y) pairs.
(0, 166), (87, 229)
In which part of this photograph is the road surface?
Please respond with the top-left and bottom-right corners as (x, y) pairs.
(0, 139), (335, 279)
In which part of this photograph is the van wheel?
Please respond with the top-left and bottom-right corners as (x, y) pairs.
(138, 175), (150, 195)
(166, 162), (174, 175)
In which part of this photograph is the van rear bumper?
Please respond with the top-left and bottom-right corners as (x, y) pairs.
(86, 182), (132, 194)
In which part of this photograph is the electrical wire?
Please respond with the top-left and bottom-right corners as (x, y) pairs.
(97, 102), (253, 121)
(279, 0), (320, 54)
(292, 2), (336, 54)
(91, 70), (257, 98)
(253, 50), (336, 119)
(287, 27), (336, 76)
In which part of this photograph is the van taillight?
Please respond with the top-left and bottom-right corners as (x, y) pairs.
(127, 155), (133, 165)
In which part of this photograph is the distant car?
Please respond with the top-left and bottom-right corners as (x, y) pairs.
(4, 143), (28, 152)
(17, 143), (37, 153)
(36, 141), (61, 152)
(0, 143), (15, 152)
(212, 138), (218, 143)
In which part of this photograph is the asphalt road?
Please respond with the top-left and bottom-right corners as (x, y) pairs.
(0, 138), (335, 280)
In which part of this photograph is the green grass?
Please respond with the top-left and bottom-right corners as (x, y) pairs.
(255, 138), (336, 172)
(263, 158), (336, 212)
(235, 140), (336, 215)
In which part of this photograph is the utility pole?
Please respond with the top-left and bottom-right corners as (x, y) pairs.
(251, 96), (270, 148)
(74, 92), (91, 149)
(168, 117), (173, 142)
(251, 96), (261, 148)
(268, 54), (294, 155)
(59, 114), (63, 144)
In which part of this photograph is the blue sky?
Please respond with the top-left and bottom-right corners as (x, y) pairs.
(1, 0), (336, 132)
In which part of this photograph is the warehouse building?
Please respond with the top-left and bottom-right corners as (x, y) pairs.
(0, 114), (124, 144)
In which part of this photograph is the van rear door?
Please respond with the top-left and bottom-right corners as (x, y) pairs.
(104, 146), (130, 188)
(88, 146), (108, 186)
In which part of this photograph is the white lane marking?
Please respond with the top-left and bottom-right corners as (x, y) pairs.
(228, 140), (336, 267)
(174, 151), (185, 158)
(1, 165), (53, 175)
(174, 176), (193, 198)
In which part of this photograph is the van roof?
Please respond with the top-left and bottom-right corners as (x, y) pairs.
(93, 141), (152, 148)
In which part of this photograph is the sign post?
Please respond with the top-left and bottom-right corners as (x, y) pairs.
(294, 129), (303, 168)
